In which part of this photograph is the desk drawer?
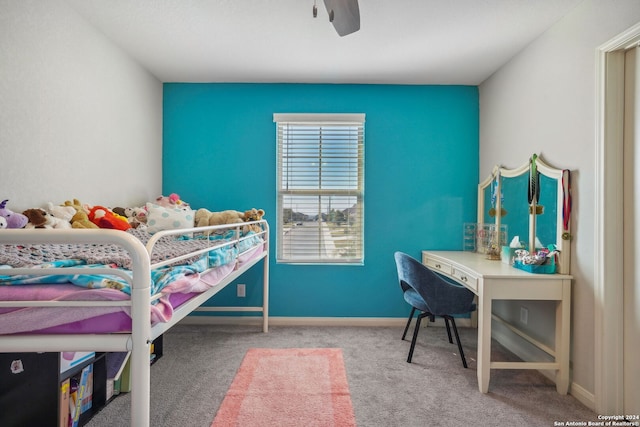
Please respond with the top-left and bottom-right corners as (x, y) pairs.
(422, 256), (452, 275)
(451, 267), (477, 292)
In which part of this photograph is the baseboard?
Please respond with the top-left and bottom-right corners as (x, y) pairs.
(181, 315), (473, 328)
(568, 382), (596, 412)
(181, 316), (409, 327)
(424, 317), (473, 328)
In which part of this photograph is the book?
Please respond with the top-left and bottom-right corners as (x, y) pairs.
(115, 356), (132, 394)
(80, 364), (93, 414)
(71, 365), (91, 427)
(106, 352), (131, 396)
(69, 378), (79, 425)
(59, 378), (70, 427)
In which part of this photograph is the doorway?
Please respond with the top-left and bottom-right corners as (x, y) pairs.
(595, 22), (640, 415)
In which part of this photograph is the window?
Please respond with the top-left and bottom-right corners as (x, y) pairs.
(274, 113), (365, 264)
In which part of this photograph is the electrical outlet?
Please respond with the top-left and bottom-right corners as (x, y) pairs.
(520, 306), (528, 325)
(237, 284), (246, 297)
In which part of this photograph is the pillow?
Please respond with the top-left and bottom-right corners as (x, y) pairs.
(145, 202), (194, 234)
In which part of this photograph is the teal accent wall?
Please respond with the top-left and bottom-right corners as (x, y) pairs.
(163, 83), (478, 318)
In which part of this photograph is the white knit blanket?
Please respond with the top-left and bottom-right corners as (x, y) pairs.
(0, 228), (222, 269)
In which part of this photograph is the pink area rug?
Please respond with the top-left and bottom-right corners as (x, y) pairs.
(211, 348), (356, 427)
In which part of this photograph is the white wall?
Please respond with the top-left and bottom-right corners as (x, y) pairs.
(0, 0), (162, 213)
(480, 0), (640, 403)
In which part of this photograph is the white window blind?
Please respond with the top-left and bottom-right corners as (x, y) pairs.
(274, 113), (365, 264)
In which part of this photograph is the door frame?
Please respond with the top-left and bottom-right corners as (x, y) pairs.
(595, 22), (640, 414)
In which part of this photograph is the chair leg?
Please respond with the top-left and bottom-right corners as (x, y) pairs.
(443, 317), (453, 344)
(447, 316), (468, 368)
(402, 306), (416, 341)
(407, 312), (429, 363)
(407, 313), (422, 363)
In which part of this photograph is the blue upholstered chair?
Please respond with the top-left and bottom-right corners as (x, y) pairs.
(394, 251), (476, 367)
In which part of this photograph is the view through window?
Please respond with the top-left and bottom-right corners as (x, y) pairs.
(274, 113), (365, 264)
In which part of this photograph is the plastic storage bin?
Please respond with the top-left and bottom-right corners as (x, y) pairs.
(513, 259), (556, 274)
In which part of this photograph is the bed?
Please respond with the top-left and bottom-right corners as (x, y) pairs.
(0, 219), (269, 426)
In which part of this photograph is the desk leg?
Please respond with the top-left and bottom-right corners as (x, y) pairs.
(477, 294), (492, 393)
(555, 279), (571, 394)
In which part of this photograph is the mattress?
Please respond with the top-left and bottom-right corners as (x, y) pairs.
(0, 233), (264, 335)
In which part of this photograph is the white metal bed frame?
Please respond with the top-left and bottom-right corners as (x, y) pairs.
(0, 220), (270, 426)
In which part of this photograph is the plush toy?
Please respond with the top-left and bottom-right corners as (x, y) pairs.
(112, 206), (147, 229)
(0, 200), (28, 229)
(243, 208), (265, 233)
(23, 208), (54, 229)
(129, 207), (148, 230)
(45, 202), (73, 228)
(195, 208), (245, 235)
(47, 202), (76, 222)
(132, 207), (148, 223)
(50, 216), (72, 229)
(88, 206), (131, 231)
(111, 206), (127, 217)
(71, 210), (98, 229)
(111, 206), (133, 225)
(63, 198), (85, 212)
(155, 193), (190, 210)
(60, 199), (97, 229)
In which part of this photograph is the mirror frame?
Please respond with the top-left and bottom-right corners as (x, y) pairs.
(478, 155), (571, 274)
(477, 165), (500, 230)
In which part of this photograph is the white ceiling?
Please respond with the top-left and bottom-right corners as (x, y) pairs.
(64, 0), (583, 85)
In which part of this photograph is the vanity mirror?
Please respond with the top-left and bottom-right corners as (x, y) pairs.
(478, 154), (571, 274)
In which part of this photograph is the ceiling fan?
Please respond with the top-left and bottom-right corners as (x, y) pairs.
(313, 0), (360, 37)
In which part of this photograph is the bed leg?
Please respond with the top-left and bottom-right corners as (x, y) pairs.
(262, 252), (269, 333)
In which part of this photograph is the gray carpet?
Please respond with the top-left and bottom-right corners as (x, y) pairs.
(86, 324), (596, 427)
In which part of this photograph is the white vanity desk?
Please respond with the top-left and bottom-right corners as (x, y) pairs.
(422, 250), (572, 395)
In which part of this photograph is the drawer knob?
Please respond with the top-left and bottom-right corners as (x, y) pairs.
(435, 263), (441, 268)
(461, 276), (468, 282)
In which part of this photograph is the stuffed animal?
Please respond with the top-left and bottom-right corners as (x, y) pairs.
(132, 207), (147, 223)
(49, 216), (72, 229)
(111, 207), (128, 218)
(112, 206), (147, 229)
(243, 208), (265, 233)
(0, 200), (28, 229)
(61, 199), (98, 229)
(130, 207), (148, 230)
(71, 210), (98, 229)
(88, 206), (131, 231)
(155, 193), (190, 210)
(195, 208), (245, 235)
(23, 208), (53, 229)
(112, 207), (134, 226)
(45, 202), (73, 228)
(63, 198), (89, 214)
(47, 202), (76, 223)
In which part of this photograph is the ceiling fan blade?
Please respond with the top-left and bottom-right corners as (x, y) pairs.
(323, 0), (360, 36)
